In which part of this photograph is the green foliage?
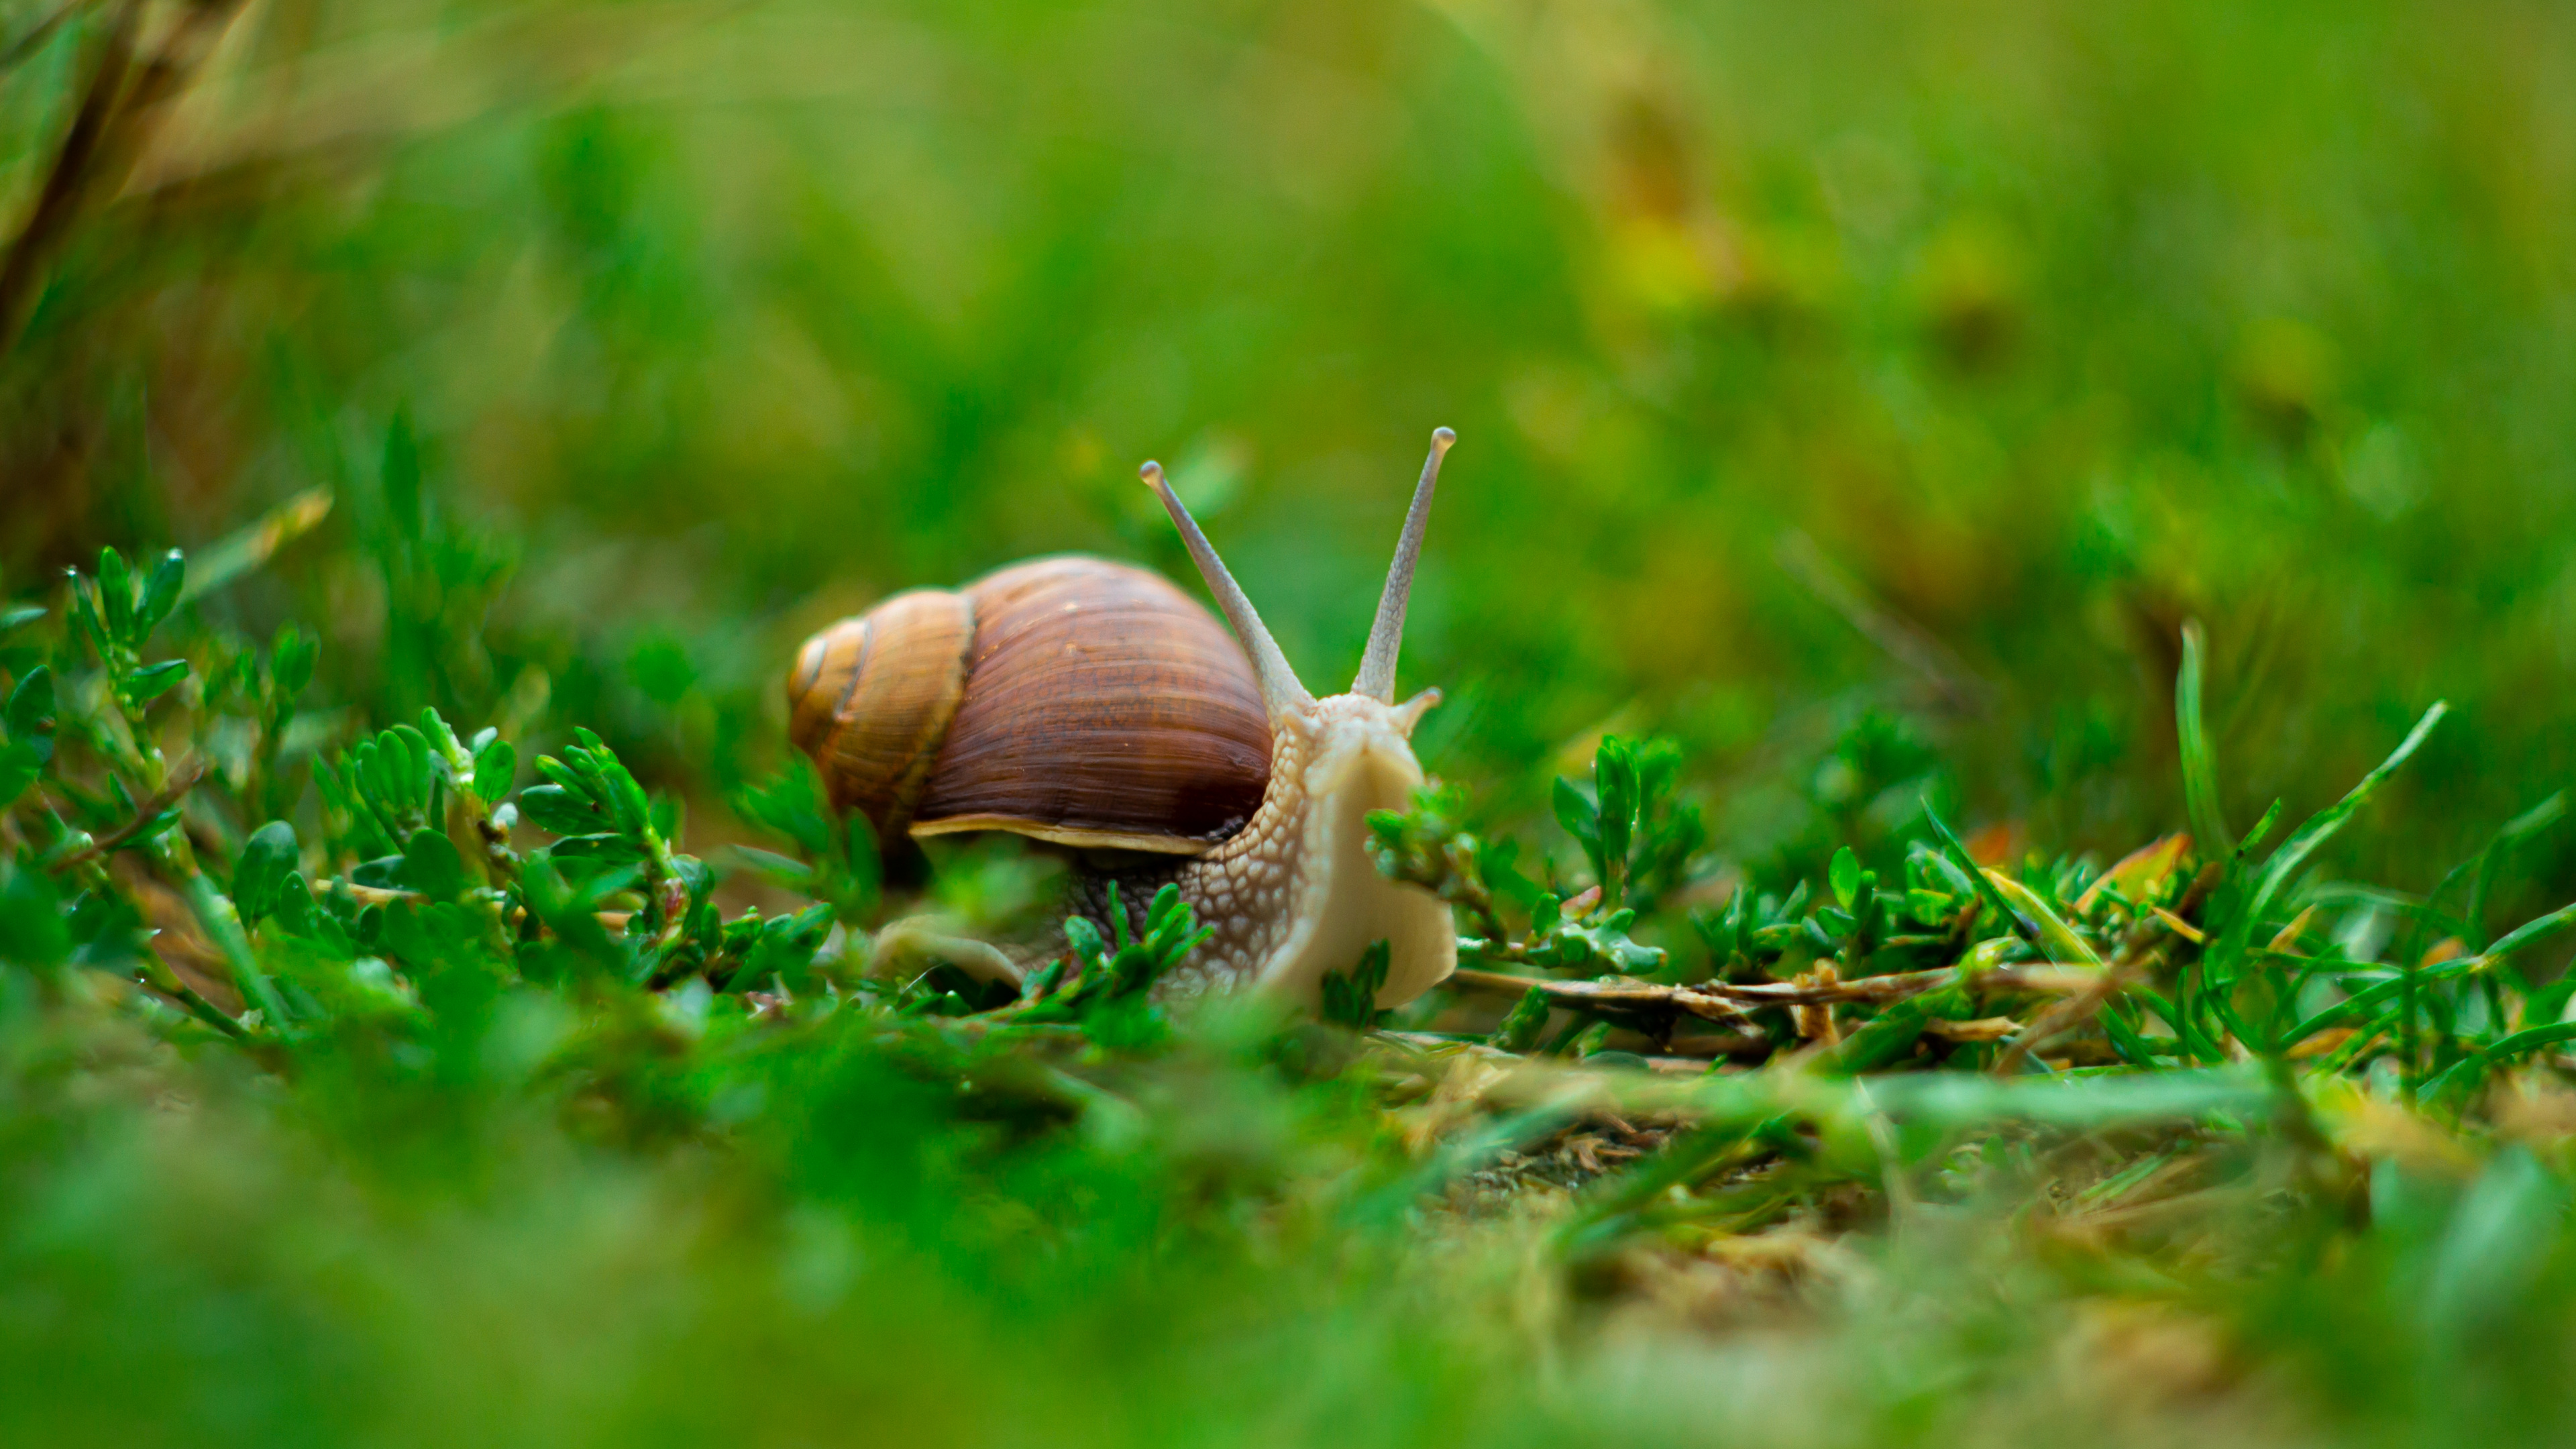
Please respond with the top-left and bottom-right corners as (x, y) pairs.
(231, 820), (299, 927)
(9, 528), (2576, 1446)
(0, 664), (50, 809)
(1321, 939), (1392, 1029)
(1373, 750), (1670, 979)
(1016, 882), (1212, 1044)
(66, 546), (189, 716)
(731, 764), (883, 923)
(1552, 735), (1705, 912)
(1, 545), (893, 1046)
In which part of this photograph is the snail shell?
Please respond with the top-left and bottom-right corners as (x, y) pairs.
(788, 556), (1271, 855)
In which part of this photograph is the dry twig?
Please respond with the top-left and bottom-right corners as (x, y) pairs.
(46, 758), (206, 872)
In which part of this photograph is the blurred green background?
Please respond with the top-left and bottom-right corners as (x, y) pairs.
(8, 0), (2574, 892)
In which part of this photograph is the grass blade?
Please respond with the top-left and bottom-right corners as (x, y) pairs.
(2177, 621), (2231, 859)
(180, 488), (334, 604)
(2243, 702), (2447, 934)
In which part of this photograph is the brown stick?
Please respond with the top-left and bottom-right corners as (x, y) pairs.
(46, 757), (205, 872)
(1375, 1030), (1732, 1075)
(1448, 963), (2097, 1016)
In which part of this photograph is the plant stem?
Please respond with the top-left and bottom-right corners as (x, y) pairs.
(170, 853), (289, 1031)
(134, 951), (249, 1040)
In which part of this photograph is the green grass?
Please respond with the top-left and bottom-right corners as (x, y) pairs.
(11, 0), (2576, 1444)
(7, 527), (2576, 1447)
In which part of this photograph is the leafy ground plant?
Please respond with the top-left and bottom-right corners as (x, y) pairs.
(7, 531), (2576, 1449)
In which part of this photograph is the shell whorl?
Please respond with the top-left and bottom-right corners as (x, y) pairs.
(788, 557), (1272, 855)
(788, 588), (975, 842)
(916, 557), (1271, 851)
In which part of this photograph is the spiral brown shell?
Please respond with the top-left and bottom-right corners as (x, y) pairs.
(787, 556), (1272, 853)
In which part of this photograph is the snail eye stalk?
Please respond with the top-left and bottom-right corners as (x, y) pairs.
(1353, 427), (1454, 703)
(1142, 460), (1314, 719)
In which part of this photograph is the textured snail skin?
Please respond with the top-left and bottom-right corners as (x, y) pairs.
(1069, 690), (1454, 1010)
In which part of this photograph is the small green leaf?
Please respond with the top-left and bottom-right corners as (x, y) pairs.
(353, 740), (397, 819)
(518, 855), (629, 978)
(1829, 846), (1862, 910)
(725, 845), (814, 890)
(2486, 901), (2576, 965)
(1529, 892), (1562, 936)
(0, 861), (70, 970)
(391, 725), (434, 802)
(518, 784), (604, 837)
(1689, 902), (1739, 964)
(125, 659), (190, 705)
(1019, 956), (1067, 1002)
(732, 767), (833, 859)
(124, 809), (182, 852)
(402, 828), (470, 902)
(96, 547), (134, 642)
(1320, 940), (1393, 1028)
(1490, 985), (1552, 1052)
(233, 821), (301, 926)
(420, 707), (467, 763)
(471, 739), (517, 804)
(2235, 798), (2284, 859)
(0, 742), (40, 812)
(1146, 882), (1187, 938)
(1595, 737), (1637, 891)
(136, 549), (185, 635)
(1817, 984), (1970, 1075)
(540, 833), (647, 864)
(724, 905), (833, 993)
(607, 763), (652, 837)
(0, 603), (46, 633)
(535, 755), (590, 799)
(66, 574), (107, 655)
(1064, 914), (1105, 963)
(1982, 869), (2103, 967)
(5, 665), (55, 765)
(1637, 739), (1680, 812)
(1922, 801), (2027, 938)
(1552, 775), (1600, 840)
(268, 873), (347, 953)
(1105, 881), (1132, 953)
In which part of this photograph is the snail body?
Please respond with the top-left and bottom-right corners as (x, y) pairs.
(790, 431), (1462, 1011)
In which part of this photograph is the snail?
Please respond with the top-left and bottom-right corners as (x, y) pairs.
(788, 429), (1461, 1010)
